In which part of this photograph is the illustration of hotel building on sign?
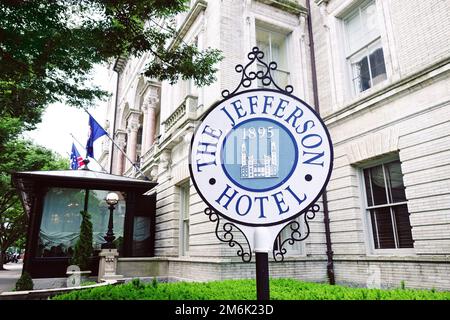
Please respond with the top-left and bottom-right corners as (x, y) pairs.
(240, 138), (278, 179)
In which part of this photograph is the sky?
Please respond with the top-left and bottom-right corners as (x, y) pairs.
(23, 64), (111, 171)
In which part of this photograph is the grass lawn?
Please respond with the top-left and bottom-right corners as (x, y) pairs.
(52, 278), (450, 300)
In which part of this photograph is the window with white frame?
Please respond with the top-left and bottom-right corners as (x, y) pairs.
(362, 160), (414, 250)
(274, 217), (304, 256)
(179, 182), (190, 256)
(256, 26), (290, 89)
(343, 0), (387, 94)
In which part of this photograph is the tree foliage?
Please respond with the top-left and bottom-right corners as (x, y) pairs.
(0, 139), (67, 270)
(0, 0), (222, 138)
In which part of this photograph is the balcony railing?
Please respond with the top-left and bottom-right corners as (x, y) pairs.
(164, 101), (187, 132)
(163, 94), (198, 133)
(140, 143), (156, 165)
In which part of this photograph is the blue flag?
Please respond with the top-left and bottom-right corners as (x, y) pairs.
(70, 143), (84, 170)
(86, 114), (107, 158)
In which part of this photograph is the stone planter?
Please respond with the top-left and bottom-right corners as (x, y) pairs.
(98, 249), (123, 282)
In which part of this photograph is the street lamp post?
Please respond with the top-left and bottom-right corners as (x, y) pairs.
(102, 192), (119, 249)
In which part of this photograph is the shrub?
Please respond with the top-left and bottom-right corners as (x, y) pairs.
(15, 271), (33, 291)
(71, 210), (93, 271)
(131, 278), (145, 290)
(151, 277), (158, 288)
(52, 279), (450, 300)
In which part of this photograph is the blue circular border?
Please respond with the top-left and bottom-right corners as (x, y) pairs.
(220, 117), (299, 192)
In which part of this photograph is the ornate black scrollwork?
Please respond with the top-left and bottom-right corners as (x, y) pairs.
(221, 47), (294, 98)
(272, 203), (320, 262)
(204, 207), (252, 262)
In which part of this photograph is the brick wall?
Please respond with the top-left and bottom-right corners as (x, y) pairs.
(389, 0), (450, 77)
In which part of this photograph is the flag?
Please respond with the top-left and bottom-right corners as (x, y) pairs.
(70, 143), (84, 170)
(86, 114), (107, 158)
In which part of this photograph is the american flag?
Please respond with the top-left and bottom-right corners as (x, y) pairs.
(70, 143), (84, 170)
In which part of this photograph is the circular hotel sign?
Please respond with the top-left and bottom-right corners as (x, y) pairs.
(189, 89), (333, 227)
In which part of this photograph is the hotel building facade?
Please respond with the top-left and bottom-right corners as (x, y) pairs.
(98, 0), (450, 290)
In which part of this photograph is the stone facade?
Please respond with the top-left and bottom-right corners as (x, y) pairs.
(101, 0), (450, 290)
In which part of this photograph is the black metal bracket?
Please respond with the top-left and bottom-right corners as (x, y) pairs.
(221, 46), (294, 99)
(272, 203), (320, 262)
(204, 207), (252, 263)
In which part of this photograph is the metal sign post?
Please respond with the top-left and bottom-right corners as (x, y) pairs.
(255, 252), (270, 300)
(189, 47), (333, 300)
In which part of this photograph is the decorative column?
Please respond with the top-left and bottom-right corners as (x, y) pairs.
(141, 105), (149, 154)
(147, 100), (158, 147)
(115, 130), (126, 175)
(125, 111), (140, 172)
(142, 95), (159, 153)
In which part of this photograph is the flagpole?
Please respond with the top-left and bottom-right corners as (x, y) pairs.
(82, 108), (150, 181)
(70, 133), (108, 173)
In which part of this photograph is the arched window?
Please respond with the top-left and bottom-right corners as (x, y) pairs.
(136, 126), (143, 164)
(137, 126), (143, 147)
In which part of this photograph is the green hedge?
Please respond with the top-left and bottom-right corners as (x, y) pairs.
(53, 278), (450, 300)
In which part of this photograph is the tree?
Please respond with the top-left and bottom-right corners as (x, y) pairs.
(0, 0), (222, 142)
(71, 210), (93, 271)
(0, 139), (67, 270)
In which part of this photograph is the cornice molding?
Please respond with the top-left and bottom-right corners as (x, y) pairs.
(314, 0), (330, 6)
(125, 109), (142, 122)
(255, 0), (308, 16)
(168, 0), (207, 50)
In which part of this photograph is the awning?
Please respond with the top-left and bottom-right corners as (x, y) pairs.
(11, 170), (157, 217)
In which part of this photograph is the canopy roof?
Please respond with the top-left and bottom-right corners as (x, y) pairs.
(12, 170), (157, 217)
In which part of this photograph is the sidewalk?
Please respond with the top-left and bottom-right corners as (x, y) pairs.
(0, 263), (22, 293)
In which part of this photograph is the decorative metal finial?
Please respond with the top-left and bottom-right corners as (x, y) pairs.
(82, 158), (90, 170)
(221, 46), (294, 99)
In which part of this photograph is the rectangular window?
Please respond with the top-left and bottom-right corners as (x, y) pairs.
(256, 26), (290, 89)
(136, 126), (143, 165)
(154, 111), (161, 144)
(362, 160), (414, 249)
(344, 0), (387, 94)
(37, 188), (126, 258)
(179, 182), (190, 256)
(131, 193), (155, 257)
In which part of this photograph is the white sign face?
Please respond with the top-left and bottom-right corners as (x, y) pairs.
(189, 89), (333, 227)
